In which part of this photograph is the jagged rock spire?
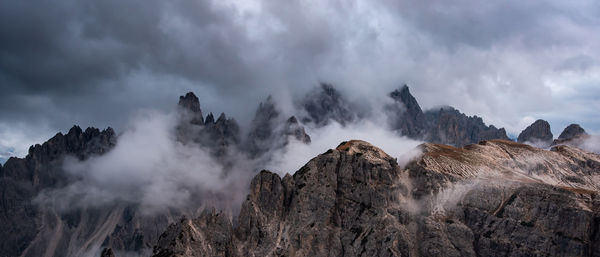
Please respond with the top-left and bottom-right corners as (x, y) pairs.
(285, 116), (311, 144)
(246, 97), (312, 158)
(387, 85), (427, 138)
(205, 113), (215, 124)
(178, 92), (204, 125)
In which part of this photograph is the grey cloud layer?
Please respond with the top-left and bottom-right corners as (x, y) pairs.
(1, 0), (599, 161)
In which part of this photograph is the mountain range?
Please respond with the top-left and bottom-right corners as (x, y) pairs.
(0, 83), (597, 257)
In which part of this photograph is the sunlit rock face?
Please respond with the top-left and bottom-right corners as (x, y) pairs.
(151, 140), (600, 257)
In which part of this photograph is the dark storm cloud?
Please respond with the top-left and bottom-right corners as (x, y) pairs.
(1, 0), (600, 160)
(388, 0), (600, 49)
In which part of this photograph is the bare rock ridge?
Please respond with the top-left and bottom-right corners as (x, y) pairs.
(423, 106), (510, 146)
(150, 139), (600, 257)
(1, 87), (597, 257)
(387, 85), (510, 146)
(0, 124), (189, 257)
(517, 119), (553, 147)
(0, 126), (117, 257)
(178, 84), (526, 151)
(246, 95), (281, 157)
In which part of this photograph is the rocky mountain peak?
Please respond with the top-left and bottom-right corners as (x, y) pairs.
(284, 116), (311, 144)
(389, 85), (419, 109)
(178, 92), (203, 125)
(245, 97), (311, 158)
(216, 112), (227, 123)
(301, 83), (355, 126)
(178, 92), (201, 113)
(517, 119), (553, 146)
(244, 96), (282, 157)
(558, 123), (587, 140)
(256, 96), (278, 122)
(336, 140), (392, 165)
(287, 115), (299, 124)
(26, 125), (116, 163)
(204, 113), (215, 124)
(387, 85), (427, 138)
(422, 106), (510, 146)
(0, 125), (118, 257)
(151, 139), (600, 257)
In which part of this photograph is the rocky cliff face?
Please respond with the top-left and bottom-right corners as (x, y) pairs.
(151, 139), (600, 257)
(517, 119), (554, 147)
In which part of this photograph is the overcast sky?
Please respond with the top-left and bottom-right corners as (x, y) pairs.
(1, 0), (599, 163)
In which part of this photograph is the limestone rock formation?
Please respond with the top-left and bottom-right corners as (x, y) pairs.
(559, 124), (588, 140)
(517, 119), (553, 146)
(246, 96), (281, 157)
(300, 83), (356, 127)
(245, 97), (311, 158)
(386, 85), (428, 138)
(0, 126), (183, 257)
(176, 92), (240, 158)
(178, 92), (204, 125)
(284, 116), (311, 144)
(424, 106), (510, 147)
(0, 126), (117, 257)
(151, 139), (600, 257)
(384, 85), (509, 146)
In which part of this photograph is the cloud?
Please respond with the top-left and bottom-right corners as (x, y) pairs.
(34, 110), (255, 214)
(1, 0), (600, 158)
(265, 121), (423, 175)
